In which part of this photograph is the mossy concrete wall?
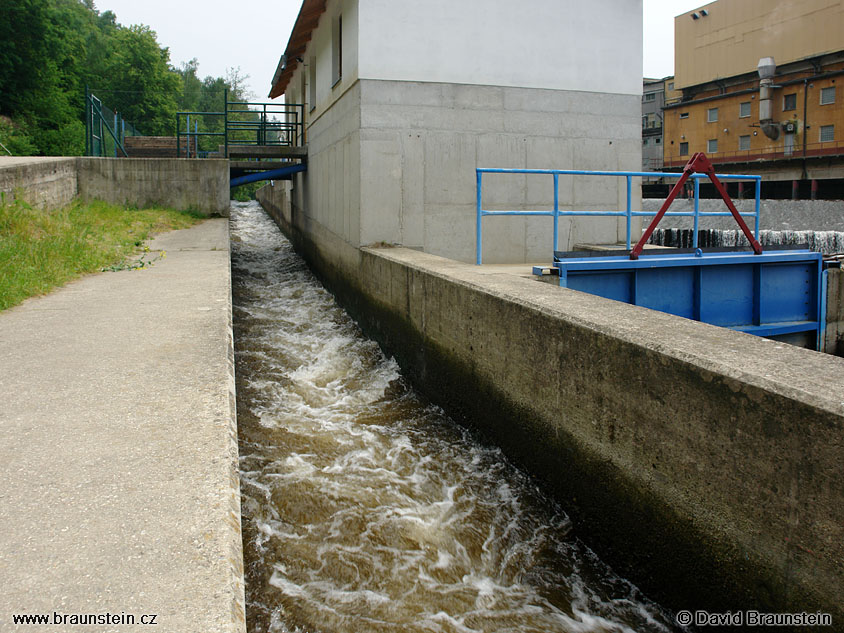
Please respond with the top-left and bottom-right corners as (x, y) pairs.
(0, 156), (229, 216)
(0, 157), (78, 208)
(258, 182), (844, 623)
(77, 158), (229, 216)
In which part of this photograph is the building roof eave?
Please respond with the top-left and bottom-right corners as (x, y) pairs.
(268, 0), (327, 99)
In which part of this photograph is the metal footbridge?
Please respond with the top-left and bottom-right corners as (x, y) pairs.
(175, 96), (308, 187)
(85, 90), (308, 187)
(476, 153), (829, 350)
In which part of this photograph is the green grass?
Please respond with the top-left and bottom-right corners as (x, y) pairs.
(0, 197), (202, 311)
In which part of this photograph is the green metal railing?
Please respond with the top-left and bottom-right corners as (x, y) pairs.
(85, 87), (140, 157)
(176, 90), (305, 158)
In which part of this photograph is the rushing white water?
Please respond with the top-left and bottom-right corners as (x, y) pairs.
(649, 227), (844, 253)
(231, 201), (676, 633)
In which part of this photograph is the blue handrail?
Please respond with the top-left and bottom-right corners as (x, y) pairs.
(475, 168), (762, 265)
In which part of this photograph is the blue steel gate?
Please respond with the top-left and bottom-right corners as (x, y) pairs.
(475, 166), (826, 349)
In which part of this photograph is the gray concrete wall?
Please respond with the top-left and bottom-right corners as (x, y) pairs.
(358, 80), (642, 263)
(0, 156), (230, 216)
(258, 182), (844, 621)
(825, 267), (844, 355)
(78, 158), (230, 216)
(0, 157), (78, 208)
(294, 79), (643, 264)
(292, 82), (362, 246)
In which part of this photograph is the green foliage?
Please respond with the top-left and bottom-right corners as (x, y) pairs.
(0, 197), (200, 310)
(0, 0), (252, 156)
(0, 118), (39, 156)
(95, 24), (181, 135)
(230, 182), (264, 202)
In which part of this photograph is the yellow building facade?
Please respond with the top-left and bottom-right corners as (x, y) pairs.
(664, 0), (844, 195)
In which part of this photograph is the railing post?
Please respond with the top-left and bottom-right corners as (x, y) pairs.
(84, 86), (90, 156)
(553, 173), (559, 253)
(476, 170), (483, 265)
(693, 175), (701, 248)
(754, 177), (761, 239)
(224, 88), (229, 158)
(626, 175), (632, 250)
(176, 114), (180, 159)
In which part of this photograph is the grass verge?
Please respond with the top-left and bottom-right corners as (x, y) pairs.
(0, 198), (202, 311)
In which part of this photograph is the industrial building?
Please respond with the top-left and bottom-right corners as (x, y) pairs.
(663, 0), (844, 199)
(269, 0), (643, 263)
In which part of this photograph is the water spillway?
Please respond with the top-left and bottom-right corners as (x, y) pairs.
(230, 202), (676, 633)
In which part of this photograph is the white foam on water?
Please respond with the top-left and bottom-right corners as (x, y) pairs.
(232, 202), (676, 633)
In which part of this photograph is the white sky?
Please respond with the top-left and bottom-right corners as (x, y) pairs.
(94, 0), (708, 99)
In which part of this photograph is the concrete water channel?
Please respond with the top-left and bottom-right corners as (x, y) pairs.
(2, 157), (841, 630)
(231, 201), (678, 632)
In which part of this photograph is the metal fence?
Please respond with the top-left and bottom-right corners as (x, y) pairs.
(176, 91), (306, 158)
(475, 168), (762, 265)
(85, 88), (140, 157)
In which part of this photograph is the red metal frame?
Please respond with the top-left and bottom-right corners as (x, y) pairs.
(630, 152), (763, 260)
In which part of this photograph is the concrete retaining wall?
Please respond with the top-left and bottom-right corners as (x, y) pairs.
(0, 157), (78, 208)
(258, 182), (844, 622)
(0, 156), (229, 216)
(77, 158), (229, 216)
(826, 267), (844, 355)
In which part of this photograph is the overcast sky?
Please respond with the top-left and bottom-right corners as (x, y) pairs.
(94, 0), (708, 98)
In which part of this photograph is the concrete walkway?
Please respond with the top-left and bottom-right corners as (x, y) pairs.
(0, 219), (245, 633)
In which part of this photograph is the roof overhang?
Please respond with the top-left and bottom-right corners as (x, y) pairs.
(269, 0), (327, 99)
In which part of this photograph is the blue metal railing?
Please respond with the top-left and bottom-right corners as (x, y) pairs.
(475, 168), (762, 265)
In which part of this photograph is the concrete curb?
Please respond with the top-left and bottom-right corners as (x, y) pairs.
(0, 218), (246, 633)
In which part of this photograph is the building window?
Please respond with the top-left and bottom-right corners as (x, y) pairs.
(655, 137), (661, 144)
(783, 93), (797, 111)
(680, 142), (689, 156)
(820, 124), (835, 142)
(679, 112), (689, 119)
(707, 138), (718, 153)
(332, 15), (343, 87)
(643, 138), (649, 146)
(739, 135), (751, 150)
(644, 92), (655, 102)
(821, 86), (835, 105)
(668, 82), (674, 90)
(739, 102), (751, 118)
(707, 107), (719, 122)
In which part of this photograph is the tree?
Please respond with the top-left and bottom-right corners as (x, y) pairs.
(0, 0), (255, 156)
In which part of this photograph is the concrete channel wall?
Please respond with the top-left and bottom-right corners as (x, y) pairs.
(0, 156), (229, 216)
(826, 268), (844, 355)
(0, 157), (78, 208)
(258, 183), (844, 622)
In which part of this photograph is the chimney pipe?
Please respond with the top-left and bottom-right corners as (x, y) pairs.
(758, 57), (780, 140)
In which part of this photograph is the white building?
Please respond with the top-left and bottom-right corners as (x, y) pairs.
(269, 0), (643, 263)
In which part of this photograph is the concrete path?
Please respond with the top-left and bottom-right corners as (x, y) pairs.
(0, 219), (245, 633)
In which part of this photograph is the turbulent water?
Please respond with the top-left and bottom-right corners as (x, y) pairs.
(231, 201), (676, 633)
(650, 227), (844, 253)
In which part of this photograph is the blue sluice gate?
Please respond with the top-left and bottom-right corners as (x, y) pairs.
(533, 246), (825, 348)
